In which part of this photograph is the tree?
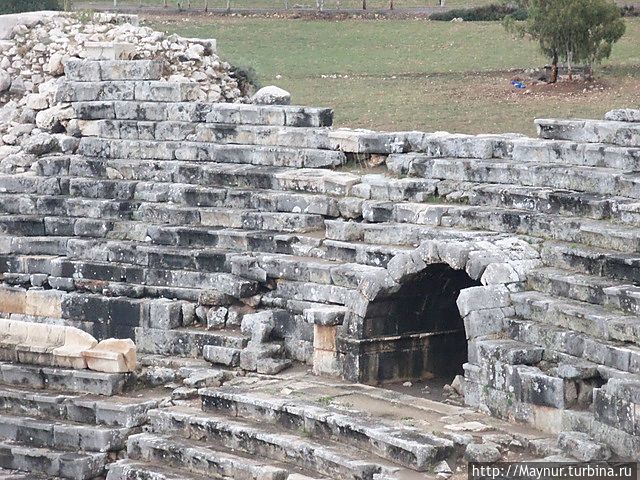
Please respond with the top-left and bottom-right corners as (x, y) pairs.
(505, 0), (625, 83)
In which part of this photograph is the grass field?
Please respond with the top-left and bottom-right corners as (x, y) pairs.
(91, 0), (499, 10)
(149, 16), (640, 135)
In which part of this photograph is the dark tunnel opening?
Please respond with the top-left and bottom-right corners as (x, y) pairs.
(360, 264), (482, 383)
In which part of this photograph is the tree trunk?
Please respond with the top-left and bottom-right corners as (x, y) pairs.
(389, 0), (393, 9)
(362, 0), (366, 9)
(549, 51), (558, 83)
(226, 0), (231, 11)
(567, 50), (573, 81)
(284, 0), (288, 9)
(164, 0), (168, 7)
(113, 0), (117, 7)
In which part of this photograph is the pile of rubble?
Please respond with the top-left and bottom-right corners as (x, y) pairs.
(0, 11), (249, 173)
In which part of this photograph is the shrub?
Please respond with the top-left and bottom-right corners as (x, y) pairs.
(230, 63), (261, 95)
(430, 4), (527, 22)
(0, 0), (62, 14)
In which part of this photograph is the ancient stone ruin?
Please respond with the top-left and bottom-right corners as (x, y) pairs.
(0, 10), (638, 480)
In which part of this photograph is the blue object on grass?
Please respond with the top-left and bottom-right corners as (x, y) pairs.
(511, 81), (526, 89)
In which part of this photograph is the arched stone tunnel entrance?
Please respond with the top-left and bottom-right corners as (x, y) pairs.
(338, 264), (482, 385)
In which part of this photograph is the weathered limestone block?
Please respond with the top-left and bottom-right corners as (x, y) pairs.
(99, 60), (164, 81)
(557, 431), (611, 461)
(83, 42), (136, 61)
(64, 60), (102, 82)
(303, 306), (347, 326)
(57, 81), (135, 103)
(25, 289), (63, 318)
(536, 118), (640, 147)
(328, 128), (410, 154)
(605, 108), (640, 123)
(203, 345), (241, 367)
(241, 311), (275, 344)
(82, 338), (137, 373)
(457, 285), (511, 317)
(0, 286), (26, 314)
(52, 328), (98, 369)
(134, 81), (204, 102)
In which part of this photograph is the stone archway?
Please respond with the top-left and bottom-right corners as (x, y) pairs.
(330, 236), (542, 386)
(355, 264), (481, 384)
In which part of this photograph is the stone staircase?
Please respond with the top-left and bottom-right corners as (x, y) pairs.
(0, 48), (638, 476)
(0, 359), (159, 479)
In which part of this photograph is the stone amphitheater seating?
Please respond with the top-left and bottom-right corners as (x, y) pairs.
(0, 45), (639, 478)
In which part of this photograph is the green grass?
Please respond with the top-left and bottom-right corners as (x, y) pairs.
(149, 16), (640, 134)
(89, 0), (500, 9)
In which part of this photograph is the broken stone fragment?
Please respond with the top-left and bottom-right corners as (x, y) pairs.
(464, 443), (502, 462)
(82, 338), (137, 373)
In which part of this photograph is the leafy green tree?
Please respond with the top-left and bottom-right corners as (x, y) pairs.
(0, 0), (61, 13)
(505, 0), (625, 82)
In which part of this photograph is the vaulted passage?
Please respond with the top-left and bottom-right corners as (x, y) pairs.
(352, 264), (482, 384)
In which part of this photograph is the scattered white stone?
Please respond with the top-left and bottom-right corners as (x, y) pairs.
(251, 85), (291, 105)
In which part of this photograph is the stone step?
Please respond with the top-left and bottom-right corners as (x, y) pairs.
(3, 256), (258, 299)
(56, 80), (204, 103)
(0, 440), (107, 480)
(37, 157), (359, 196)
(127, 432), (309, 480)
(604, 108), (640, 122)
(148, 407), (409, 480)
(507, 317), (640, 383)
(73, 100), (333, 127)
(509, 138), (640, 171)
(359, 199), (640, 254)
(0, 178), (343, 217)
(527, 267), (640, 316)
(0, 195), (327, 234)
(511, 290), (640, 346)
(87, 120), (334, 151)
(418, 158), (640, 199)
(0, 385), (158, 428)
(325, 219), (499, 247)
(78, 137), (345, 168)
(464, 183), (636, 223)
(535, 118), (640, 147)
(1, 223), (322, 260)
(452, 207), (640, 254)
(107, 459), (212, 480)
(2, 236), (369, 289)
(467, 339), (587, 410)
(0, 361), (132, 395)
(605, 108), (640, 123)
(540, 241), (640, 284)
(0, 468), (37, 480)
(135, 326), (249, 358)
(508, 316), (640, 376)
(0, 412), (130, 452)
(64, 59), (164, 82)
(200, 389), (454, 471)
(322, 239), (415, 268)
